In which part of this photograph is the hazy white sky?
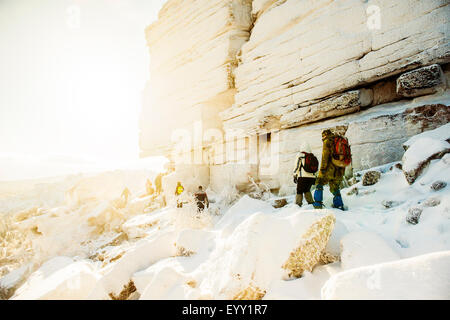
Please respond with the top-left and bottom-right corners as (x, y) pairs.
(0, 0), (166, 163)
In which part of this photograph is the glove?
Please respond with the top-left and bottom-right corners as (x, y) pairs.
(293, 175), (298, 184)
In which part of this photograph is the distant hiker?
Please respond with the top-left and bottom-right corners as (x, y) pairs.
(155, 172), (163, 195)
(313, 129), (352, 210)
(146, 179), (155, 196)
(194, 186), (209, 212)
(293, 143), (318, 206)
(175, 181), (185, 208)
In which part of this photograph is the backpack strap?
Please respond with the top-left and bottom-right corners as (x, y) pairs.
(294, 154), (303, 176)
(295, 153), (306, 177)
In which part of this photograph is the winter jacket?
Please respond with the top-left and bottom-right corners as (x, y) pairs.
(293, 152), (316, 179)
(175, 185), (184, 196)
(316, 135), (345, 186)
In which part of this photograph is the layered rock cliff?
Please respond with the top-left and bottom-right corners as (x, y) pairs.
(140, 0), (450, 195)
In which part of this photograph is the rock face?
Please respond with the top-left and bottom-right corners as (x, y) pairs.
(140, 0), (450, 194)
(280, 89), (373, 129)
(397, 64), (446, 98)
(347, 103), (450, 172)
(221, 0), (449, 134)
(140, 0), (253, 157)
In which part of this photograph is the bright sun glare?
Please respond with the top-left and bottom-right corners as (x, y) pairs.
(0, 0), (167, 180)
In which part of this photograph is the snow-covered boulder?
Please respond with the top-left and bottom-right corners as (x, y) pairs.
(175, 229), (214, 257)
(0, 263), (34, 300)
(193, 205), (335, 299)
(402, 124), (450, 184)
(140, 267), (188, 300)
(322, 251), (450, 300)
(88, 231), (178, 300)
(86, 202), (124, 234)
(121, 213), (161, 239)
(340, 231), (400, 270)
(12, 257), (100, 300)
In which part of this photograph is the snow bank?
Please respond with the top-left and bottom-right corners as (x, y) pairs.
(340, 231), (400, 270)
(322, 251), (450, 300)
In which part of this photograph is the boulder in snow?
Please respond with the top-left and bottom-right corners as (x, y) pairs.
(346, 187), (358, 196)
(362, 171), (381, 186)
(431, 180), (447, 192)
(406, 207), (423, 225)
(272, 198), (288, 208)
(381, 200), (402, 209)
(423, 197), (441, 208)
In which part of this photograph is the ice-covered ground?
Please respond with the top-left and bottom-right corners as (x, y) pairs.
(1, 128), (449, 300)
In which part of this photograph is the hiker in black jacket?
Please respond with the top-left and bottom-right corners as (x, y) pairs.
(293, 143), (318, 207)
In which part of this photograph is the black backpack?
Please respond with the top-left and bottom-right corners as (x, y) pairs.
(301, 152), (319, 174)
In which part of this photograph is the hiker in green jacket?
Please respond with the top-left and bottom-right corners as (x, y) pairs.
(313, 129), (351, 210)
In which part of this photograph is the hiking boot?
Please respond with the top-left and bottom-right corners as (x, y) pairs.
(313, 201), (324, 209)
(305, 192), (314, 204)
(295, 194), (303, 207)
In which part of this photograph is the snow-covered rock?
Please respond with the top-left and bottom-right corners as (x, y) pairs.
(140, 266), (188, 300)
(121, 213), (161, 239)
(362, 171), (381, 186)
(322, 251), (450, 300)
(175, 229), (214, 257)
(12, 257), (100, 300)
(88, 231), (177, 299)
(403, 123), (450, 151)
(192, 204), (335, 299)
(402, 124), (450, 184)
